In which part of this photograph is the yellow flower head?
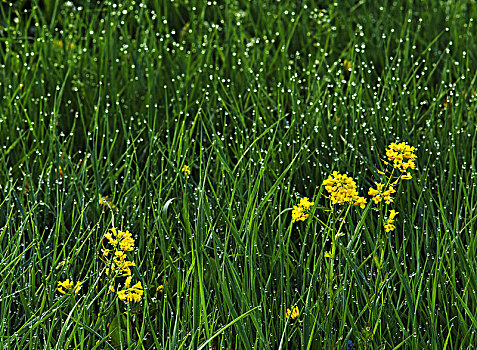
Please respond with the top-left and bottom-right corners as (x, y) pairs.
(58, 279), (81, 295)
(181, 164), (191, 177)
(117, 277), (144, 303)
(383, 210), (399, 232)
(385, 142), (417, 170)
(389, 209), (399, 220)
(298, 197), (314, 210)
(53, 39), (75, 50)
(323, 171), (359, 205)
(292, 197), (314, 223)
(353, 196), (367, 209)
(292, 205), (308, 223)
(55, 166), (64, 179)
(286, 306), (300, 322)
(401, 173), (412, 180)
(74, 281), (82, 294)
(105, 228), (135, 251)
(99, 193), (116, 209)
(368, 183), (394, 204)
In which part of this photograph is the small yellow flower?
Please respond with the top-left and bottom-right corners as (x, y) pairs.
(368, 187), (379, 197)
(53, 39), (75, 50)
(298, 197), (314, 210)
(383, 210), (398, 232)
(343, 59), (352, 72)
(57, 279), (73, 294)
(99, 193), (116, 209)
(385, 142), (417, 170)
(58, 279), (81, 295)
(117, 276), (144, 303)
(323, 172), (359, 205)
(402, 173), (412, 180)
(286, 306), (300, 322)
(292, 197), (314, 223)
(353, 196), (367, 209)
(372, 196), (382, 204)
(292, 205), (308, 222)
(55, 166), (64, 179)
(104, 228), (135, 251)
(389, 209), (399, 220)
(369, 183), (395, 204)
(181, 165), (191, 177)
(382, 187), (396, 197)
(74, 281), (81, 294)
(157, 285), (164, 293)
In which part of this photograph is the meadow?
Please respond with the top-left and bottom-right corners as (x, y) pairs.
(1, 0), (477, 349)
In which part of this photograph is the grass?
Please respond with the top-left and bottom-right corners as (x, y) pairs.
(1, 0), (477, 349)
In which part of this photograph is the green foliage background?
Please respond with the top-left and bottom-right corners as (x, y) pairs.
(0, 0), (476, 349)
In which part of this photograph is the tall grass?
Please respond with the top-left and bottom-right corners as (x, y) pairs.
(0, 0), (476, 349)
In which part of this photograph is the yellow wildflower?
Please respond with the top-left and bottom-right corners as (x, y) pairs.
(323, 171), (359, 205)
(383, 210), (398, 232)
(117, 276), (144, 303)
(74, 281), (81, 294)
(368, 187), (379, 197)
(53, 39), (75, 50)
(292, 205), (308, 222)
(368, 183), (385, 204)
(105, 228), (135, 252)
(157, 285), (164, 293)
(58, 279), (81, 295)
(286, 306), (300, 322)
(181, 164), (191, 177)
(99, 193), (116, 209)
(353, 196), (367, 209)
(106, 255), (135, 277)
(385, 142), (417, 170)
(292, 197), (314, 223)
(55, 166), (64, 180)
(298, 197), (314, 210)
(401, 173), (412, 180)
(389, 209), (399, 220)
(382, 187), (396, 197)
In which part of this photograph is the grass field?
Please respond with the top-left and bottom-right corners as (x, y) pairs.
(1, 0), (477, 349)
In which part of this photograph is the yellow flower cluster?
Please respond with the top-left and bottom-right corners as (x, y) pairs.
(323, 172), (367, 208)
(53, 39), (75, 50)
(292, 197), (314, 222)
(99, 193), (116, 209)
(385, 142), (416, 179)
(181, 164), (191, 177)
(104, 250), (136, 277)
(102, 228), (143, 303)
(368, 183), (396, 204)
(58, 279), (81, 295)
(286, 306), (300, 322)
(104, 228), (135, 252)
(117, 276), (144, 303)
(384, 210), (398, 232)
